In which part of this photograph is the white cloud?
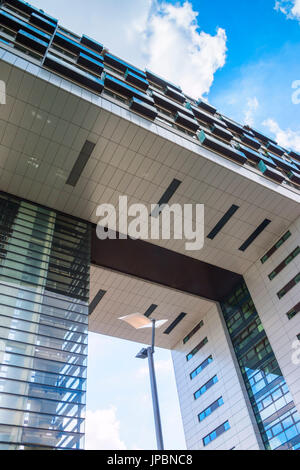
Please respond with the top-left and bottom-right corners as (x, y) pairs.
(146, 1), (227, 98)
(85, 407), (127, 450)
(275, 0), (300, 21)
(37, 0), (227, 99)
(243, 97), (259, 126)
(263, 118), (300, 152)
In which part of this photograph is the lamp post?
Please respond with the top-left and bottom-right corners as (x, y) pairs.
(119, 314), (167, 450)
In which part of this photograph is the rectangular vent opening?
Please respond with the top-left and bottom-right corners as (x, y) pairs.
(89, 289), (106, 315)
(144, 304), (158, 318)
(151, 179), (182, 217)
(163, 312), (186, 335)
(207, 205), (239, 240)
(239, 219), (271, 252)
(66, 140), (96, 187)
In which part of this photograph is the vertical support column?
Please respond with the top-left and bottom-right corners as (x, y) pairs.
(0, 192), (90, 450)
(244, 217), (300, 418)
(219, 281), (300, 451)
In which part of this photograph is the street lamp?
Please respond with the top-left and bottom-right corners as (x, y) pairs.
(118, 313), (168, 450)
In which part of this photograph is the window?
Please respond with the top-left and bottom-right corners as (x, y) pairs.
(268, 247), (300, 280)
(183, 320), (204, 344)
(265, 409), (300, 450)
(202, 421), (230, 446)
(233, 318), (264, 353)
(186, 337), (208, 361)
(286, 302), (300, 321)
(190, 355), (213, 380)
(277, 273), (300, 299)
(57, 26), (80, 41)
(50, 44), (77, 60)
(260, 231), (291, 264)
(102, 89), (128, 104)
(198, 397), (224, 422)
(194, 375), (218, 400)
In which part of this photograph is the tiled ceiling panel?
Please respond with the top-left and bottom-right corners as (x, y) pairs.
(89, 265), (215, 349)
(0, 59), (300, 276)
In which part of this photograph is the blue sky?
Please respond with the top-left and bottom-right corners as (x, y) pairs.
(30, 0), (300, 449)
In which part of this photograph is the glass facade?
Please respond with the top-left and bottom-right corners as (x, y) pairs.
(220, 282), (300, 450)
(0, 192), (90, 450)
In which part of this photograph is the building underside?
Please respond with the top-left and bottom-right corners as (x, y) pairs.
(0, 0), (299, 450)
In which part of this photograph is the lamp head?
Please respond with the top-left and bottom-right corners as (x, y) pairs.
(135, 348), (148, 359)
(118, 313), (168, 330)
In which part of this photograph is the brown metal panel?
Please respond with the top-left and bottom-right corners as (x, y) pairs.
(91, 225), (243, 302)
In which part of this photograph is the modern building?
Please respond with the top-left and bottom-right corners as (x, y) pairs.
(0, 0), (299, 451)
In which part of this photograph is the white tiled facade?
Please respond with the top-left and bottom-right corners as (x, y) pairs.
(245, 217), (300, 415)
(172, 304), (264, 450)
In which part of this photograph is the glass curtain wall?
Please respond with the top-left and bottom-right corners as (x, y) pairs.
(0, 192), (90, 449)
(220, 282), (300, 450)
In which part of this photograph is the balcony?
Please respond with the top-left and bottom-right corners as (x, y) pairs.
(125, 69), (149, 91)
(259, 153), (277, 169)
(151, 91), (194, 117)
(16, 29), (48, 54)
(80, 35), (103, 54)
(175, 112), (199, 132)
(5, 0), (58, 24)
(0, 10), (51, 42)
(164, 86), (185, 104)
(53, 33), (103, 62)
(221, 117), (245, 135)
(104, 53), (146, 79)
(241, 133), (261, 150)
(236, 144), (262, 164)
(129, 97), (158, 120)
(287, 170), (300, 185)
(145, 69), (181, 93)
(29, 13), (57, 34)
(198, 131), (247, 164)
(290, 159), (300, 170)
(187, 104), (226, 129)
(247, 127), (277, 145)
(211, 124), (233, 142)
(197, 100), (217, 115)
(77, 52), (104, 75)
(266, 141), (286, 156)
(258, 161), (285, 183)
(44, 54), (104, 93)
(103, 73), (153, 105)
(289, 150), (300, 162)
(268, 154), (298, 172)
